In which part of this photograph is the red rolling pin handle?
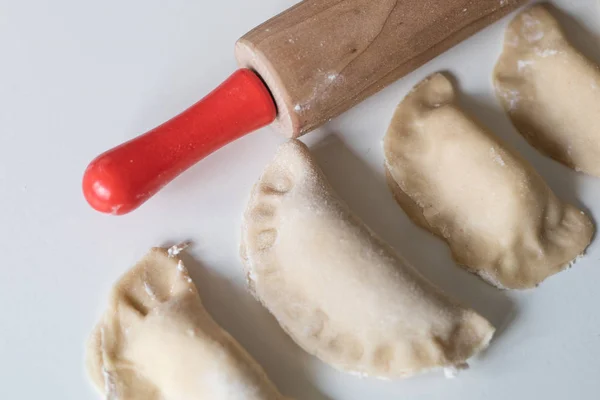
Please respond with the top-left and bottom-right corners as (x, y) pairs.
(82, 69), (277, 215)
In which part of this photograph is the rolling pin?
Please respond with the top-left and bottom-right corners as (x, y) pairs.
(83, 0), (527, 215)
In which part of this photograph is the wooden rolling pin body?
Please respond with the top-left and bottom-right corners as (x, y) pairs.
(236, 0), (527, 137)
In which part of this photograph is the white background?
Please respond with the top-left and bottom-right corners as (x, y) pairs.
(1, 1), (599, 399)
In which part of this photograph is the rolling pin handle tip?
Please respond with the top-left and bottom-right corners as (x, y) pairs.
(82, 68), (277, 215)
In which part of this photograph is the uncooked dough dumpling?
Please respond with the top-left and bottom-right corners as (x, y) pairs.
(384, 73), (594, 290)
(86, 246), (289, 400)
(241, 140), (495, 379)
(494, 4), (600, 177)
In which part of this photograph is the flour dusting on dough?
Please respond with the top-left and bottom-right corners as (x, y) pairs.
(143, 281), (158, 300)
(490, 147), (506, 166)
(99, 327), (120, 400)
(536, 48), (558, 58)
(244, 139), (496, 378)
(499, 88), (521, 110)
(102, 367), (119, 400)
(86, 248), (289, 399)
(521, 13), (544, 42)
(494, 4), (600, 178)
(177, 260), (185, 273)
(517, 59), (535, 71)
(476, 269), (510, 290)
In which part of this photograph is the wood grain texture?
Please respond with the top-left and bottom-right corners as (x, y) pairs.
(236, 0), (528, 138)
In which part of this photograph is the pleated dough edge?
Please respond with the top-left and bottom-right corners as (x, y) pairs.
(241, 140), (496, 379)
(383, 72), (595, 290)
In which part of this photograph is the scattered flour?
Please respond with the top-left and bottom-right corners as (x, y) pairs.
(444, 363), (469, 379)
(565, 253), (585, 269)
(294, 71), (342, 114)
(110, 205), (122, 216)
(168, 242), (191, 257)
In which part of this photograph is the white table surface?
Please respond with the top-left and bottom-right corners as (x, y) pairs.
(2, 1), (600, 399)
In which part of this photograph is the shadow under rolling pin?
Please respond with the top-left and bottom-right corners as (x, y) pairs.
(82, 0), (528, 215)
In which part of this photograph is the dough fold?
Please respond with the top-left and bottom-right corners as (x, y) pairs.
(241, 140), (495, 379)
(494, 3), (600, 177)
(384, 73), (594, 290)
(86, 247), (288, 400)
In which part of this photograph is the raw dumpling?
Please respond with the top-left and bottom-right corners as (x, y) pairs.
(86, 246), (289, 400)
(384, 73), (594, 290)
(494, 4), (600, 177)
(240, 140), (495, 379)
